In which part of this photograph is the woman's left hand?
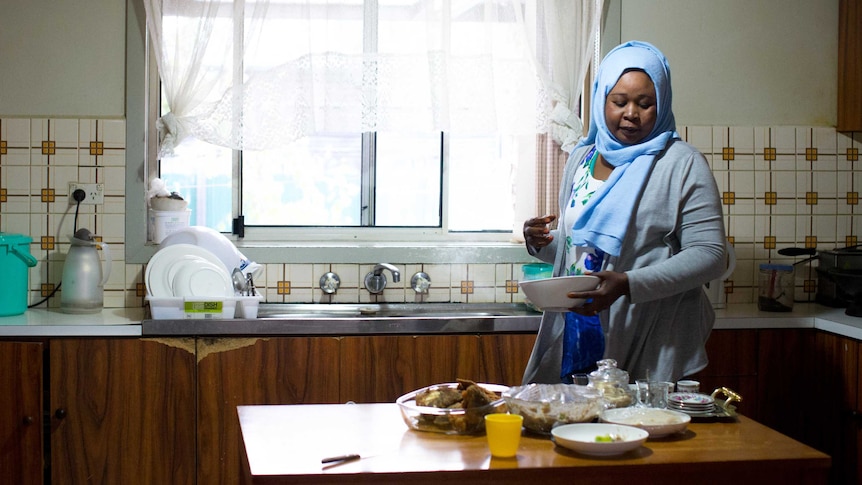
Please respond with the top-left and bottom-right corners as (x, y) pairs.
(568, 271), (629, 316)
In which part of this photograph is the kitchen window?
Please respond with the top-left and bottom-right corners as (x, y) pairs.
(147, 0), (542, 237)
(129, 1), (602, 262)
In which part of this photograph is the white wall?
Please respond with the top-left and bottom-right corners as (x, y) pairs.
(603, 0), (838, 127)
(0, 0), (126, 117)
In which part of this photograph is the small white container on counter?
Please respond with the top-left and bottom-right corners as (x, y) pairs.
(148, 209), (191, 244)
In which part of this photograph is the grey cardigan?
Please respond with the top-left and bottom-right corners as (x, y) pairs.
(522, 139), (727, 384)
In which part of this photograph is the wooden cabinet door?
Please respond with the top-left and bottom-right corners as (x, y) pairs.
(0, 341), (43, 485)
(197, 337), (341, 485)
(339, 335), (481, 403)
(756, 328), (815, 441)
(478, 333), (535, 386)
(49, 338), (196, 485)
(692, 329), (758, 416)
(809, 331), (859, 485)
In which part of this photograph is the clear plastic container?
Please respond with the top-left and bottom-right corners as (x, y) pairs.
(522, 263), (553, 311)
(758, 263), (794, 312)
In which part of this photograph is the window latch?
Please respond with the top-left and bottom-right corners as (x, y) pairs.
(232, 215), (245, 238)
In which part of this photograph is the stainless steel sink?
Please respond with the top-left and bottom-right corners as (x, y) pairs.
(256, 302), (536, 319)
(143, 302), (543, 336)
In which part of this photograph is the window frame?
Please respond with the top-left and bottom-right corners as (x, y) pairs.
(124, 0), (535, 265)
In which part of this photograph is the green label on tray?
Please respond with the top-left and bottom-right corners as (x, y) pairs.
(183, 301), (223, 313)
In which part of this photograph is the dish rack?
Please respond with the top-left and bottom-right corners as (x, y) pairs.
(146, 292), (263, 319)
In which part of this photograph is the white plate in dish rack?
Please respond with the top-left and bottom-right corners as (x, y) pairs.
(146, 244), (231, 298)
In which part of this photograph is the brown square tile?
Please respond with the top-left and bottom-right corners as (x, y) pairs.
(722, 192), (735, 205)
(803, 279), (816, 294)
(40, 283), (56, 297)
(805, 236), (817, 248)
(41, 188), (55, 203)
(41, 140), (55, 155)
(505, 280), (519, 294)
(805, 147), (818, 161)
(846, 147), (859, 162)
(763, 236), (776, 250)
(136, 282), (146, 297)
(722, 147), (735, 161)
(89, 141), (104, 156)
(805, 192), (818, 205)
(460, 281), (474, 294)
(41, 235), (54, 250)
(846, 236), (858, 247)
(765, 191), (777, 205)
(277, 280), (291, 295)
(847, 192), (859, 205)
(0, 188), (6, 203)
(0, 140), (6, 155)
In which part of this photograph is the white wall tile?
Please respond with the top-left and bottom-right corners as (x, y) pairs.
(52, 119), (79, 147)
(100, 120), (125, 148)
(30, 119), (48, 146)
(3, 119), (31, 146)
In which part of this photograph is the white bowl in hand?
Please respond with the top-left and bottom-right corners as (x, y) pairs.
(519, 275), (600, 311)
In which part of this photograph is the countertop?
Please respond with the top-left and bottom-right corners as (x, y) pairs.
(0, 307), (144, 337)
(2, 303), (862, 340)
(237, 402), (829, 484)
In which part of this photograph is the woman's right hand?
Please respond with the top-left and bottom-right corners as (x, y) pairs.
(523, 215), (557, 251)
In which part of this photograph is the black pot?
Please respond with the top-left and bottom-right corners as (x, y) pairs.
(815, 268), (862, 316)
(778, 245), (862, 270)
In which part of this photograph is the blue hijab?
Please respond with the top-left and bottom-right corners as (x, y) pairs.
(570, 41), (679, 256)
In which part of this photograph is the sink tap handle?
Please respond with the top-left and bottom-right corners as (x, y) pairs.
(372, 263), (401, 283)
(411, 272), (431, 293)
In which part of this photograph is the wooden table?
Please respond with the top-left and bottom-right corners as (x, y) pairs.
(238, 403), (830, 485)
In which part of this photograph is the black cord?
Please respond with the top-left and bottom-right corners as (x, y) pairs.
(27, 192), (86, 308)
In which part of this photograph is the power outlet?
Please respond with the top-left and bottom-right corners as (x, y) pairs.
(68, 182), (104, 205)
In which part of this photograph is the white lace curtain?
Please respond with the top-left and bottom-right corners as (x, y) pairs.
(143, 0), (602, 158)
(532, 0), (604, 219)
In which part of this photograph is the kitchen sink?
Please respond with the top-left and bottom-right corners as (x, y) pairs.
(256, 302), (536, 319)
(142, 302), (543, 336)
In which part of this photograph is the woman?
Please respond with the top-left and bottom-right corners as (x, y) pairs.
(522, 41), (727, 384)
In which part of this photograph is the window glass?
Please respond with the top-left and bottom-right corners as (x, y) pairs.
(160, 136), (233, 232)
(242, 135), (362, 226)
(375, 132), (441, 227)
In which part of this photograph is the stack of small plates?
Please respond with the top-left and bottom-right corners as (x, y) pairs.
(667, 392), (715, 416)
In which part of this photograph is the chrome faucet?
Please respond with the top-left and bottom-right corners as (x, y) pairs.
(364, 263), (401, 294)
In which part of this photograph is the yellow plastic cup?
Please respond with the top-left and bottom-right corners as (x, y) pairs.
(484, 413), (524, 458)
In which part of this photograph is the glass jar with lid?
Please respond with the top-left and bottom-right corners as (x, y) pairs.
(587, 359), (633, 408)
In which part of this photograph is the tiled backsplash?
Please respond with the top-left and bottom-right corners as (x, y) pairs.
(1, 118), (860, 310)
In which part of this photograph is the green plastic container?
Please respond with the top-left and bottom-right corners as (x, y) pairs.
(522, 263), (553, 280)
(0, 233), (38, 316)
(522, 263), (553, 311)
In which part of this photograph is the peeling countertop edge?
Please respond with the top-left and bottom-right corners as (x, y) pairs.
(3, 303), (862, 341)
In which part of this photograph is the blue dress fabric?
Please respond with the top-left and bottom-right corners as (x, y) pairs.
(561, 312), (604, 382)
